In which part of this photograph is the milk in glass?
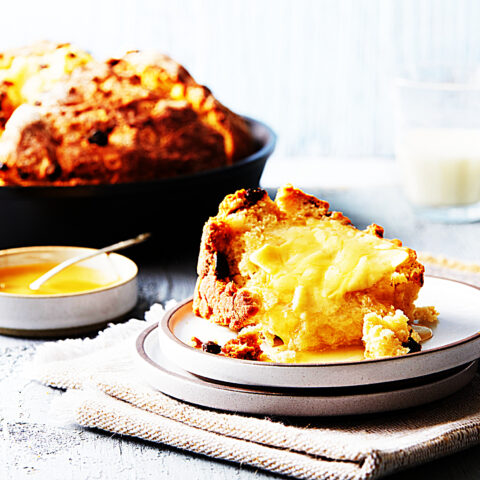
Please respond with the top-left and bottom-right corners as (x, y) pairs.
(397, 128), (480, 207)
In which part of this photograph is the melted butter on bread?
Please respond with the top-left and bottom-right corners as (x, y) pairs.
(194, 185), (435, 359)
(245, 218), (411, 352)
(249, 222), (409, 298)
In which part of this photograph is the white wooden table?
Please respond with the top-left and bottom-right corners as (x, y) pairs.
(1, 161), (480, 479)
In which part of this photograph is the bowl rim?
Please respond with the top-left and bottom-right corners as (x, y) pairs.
(0, 245), (138, 298)
(0, 116), (276, 194)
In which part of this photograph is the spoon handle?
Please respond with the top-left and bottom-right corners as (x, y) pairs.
(29, 233), (150, 291)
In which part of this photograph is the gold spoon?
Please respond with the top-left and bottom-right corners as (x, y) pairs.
(29, 233), (150, 291)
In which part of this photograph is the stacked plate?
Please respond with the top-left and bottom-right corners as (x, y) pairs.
(134, 276), (480, 416)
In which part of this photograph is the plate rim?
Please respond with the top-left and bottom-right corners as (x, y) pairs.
(138, 322), (478, 396)
(162, 275), (480, 369)
(136, 322), (478, 416)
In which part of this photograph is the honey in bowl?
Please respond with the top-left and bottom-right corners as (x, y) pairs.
(0, 262), (119, 295)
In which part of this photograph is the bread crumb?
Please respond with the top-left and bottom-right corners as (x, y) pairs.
(413, 306), (439, 324)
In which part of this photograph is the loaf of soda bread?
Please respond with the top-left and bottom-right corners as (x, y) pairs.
(0, 43), (255, 185)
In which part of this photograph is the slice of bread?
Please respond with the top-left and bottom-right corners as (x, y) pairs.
(193, 185), (428, 360)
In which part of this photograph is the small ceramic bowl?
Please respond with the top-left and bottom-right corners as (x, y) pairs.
(0, 246), (138, 337)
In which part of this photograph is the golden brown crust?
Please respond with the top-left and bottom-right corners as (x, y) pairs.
(0, 46), (255, 185)
(274, 184), (330, 219)
(0, 42), (92, 133)
(193, 187), (278, 329)
(0, 82), (15, 131)
(365, 223), (384, 238)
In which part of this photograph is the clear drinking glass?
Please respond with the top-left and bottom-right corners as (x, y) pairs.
(394, 69), (480, 222)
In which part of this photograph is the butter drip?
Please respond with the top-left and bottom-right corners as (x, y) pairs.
(246, 220), (410, 351)
(265, 344), (366, 364)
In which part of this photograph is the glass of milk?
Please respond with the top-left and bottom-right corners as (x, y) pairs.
(395, 71), (480, 222)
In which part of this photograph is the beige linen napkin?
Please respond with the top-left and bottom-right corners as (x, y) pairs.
(30, 255), (480, 480)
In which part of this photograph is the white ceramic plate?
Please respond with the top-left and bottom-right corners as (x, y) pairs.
(0, 246), (138, 337)
(158, 276), (480, 388)
(136, 322), (478, 416)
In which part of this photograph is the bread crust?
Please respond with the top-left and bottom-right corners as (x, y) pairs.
(194, 188), (271, 329)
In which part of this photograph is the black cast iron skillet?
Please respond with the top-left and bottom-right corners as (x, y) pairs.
(0, 117), (276, 255)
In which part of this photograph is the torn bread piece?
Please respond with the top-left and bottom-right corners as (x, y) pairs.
(363, 310), (421, 359)
(193, 185), (438, 361)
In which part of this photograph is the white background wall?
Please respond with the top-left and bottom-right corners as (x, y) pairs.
(2, 0), (480, 158)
